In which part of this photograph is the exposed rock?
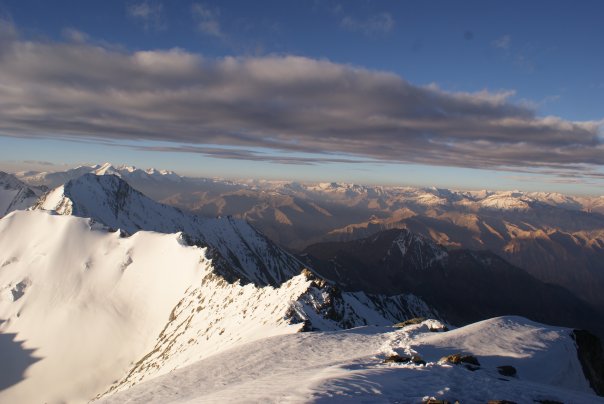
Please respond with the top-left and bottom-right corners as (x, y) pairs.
(497, 365), (517, 377)
(393, 317), (426, 328)
(572, 329), (604, 396)
(439, 353), (480, 367)
(383, 354), (411, 364)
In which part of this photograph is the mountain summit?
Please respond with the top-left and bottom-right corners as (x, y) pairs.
(35, 173), (301, 286)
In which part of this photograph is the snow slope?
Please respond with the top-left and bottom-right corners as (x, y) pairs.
(101, 316), (602, 404)
(0, 210), (438, 403)
(0, 211), (209, 404)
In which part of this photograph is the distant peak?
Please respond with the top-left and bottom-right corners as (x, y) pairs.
(94, 162), (120, 176)
(117, 164), (137, 172)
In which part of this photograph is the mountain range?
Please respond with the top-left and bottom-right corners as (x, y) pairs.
(15, 163), (604, 312)
(0, 164), (603, 402)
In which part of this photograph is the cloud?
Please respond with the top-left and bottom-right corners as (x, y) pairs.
(127, 1), (165, 31)
(22, 160), (58, 166)
(0, 22), (602, 179)
(134, 145), (378, 165)
(492, 34), (511, 50)
(340, 13), (394, 35)
(192, 3), (222, 37)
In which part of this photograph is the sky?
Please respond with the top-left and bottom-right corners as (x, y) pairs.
(0, 0), (603, 194)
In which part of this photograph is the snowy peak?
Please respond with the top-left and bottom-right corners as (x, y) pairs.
(92, 162), (121, 176)
(35, 173), (190, 234)
(34, 174), (303, 287)
(91, 163), (128, 177)
(478, 191), (533, 210)
(92, 163), (182, 182)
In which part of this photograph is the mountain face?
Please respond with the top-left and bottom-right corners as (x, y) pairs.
(302, 229), (604, 336)
(0, 171), (45, 217)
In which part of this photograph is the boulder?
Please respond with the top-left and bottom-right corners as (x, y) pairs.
(497, 365), (517, 377)
(411, 355), (426, 366)
(439, 353), (480, 367)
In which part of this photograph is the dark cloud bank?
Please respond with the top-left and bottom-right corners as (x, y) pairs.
(0, 21), (602, 177)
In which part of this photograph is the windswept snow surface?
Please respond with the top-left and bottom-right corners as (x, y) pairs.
(102, 317), (602, 404)
(0, 211), (209, 404)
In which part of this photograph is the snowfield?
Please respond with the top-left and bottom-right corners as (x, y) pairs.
(101, 317), (602, 404)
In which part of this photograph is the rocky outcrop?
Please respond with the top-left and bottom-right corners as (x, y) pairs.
(572, 329), (604, 396)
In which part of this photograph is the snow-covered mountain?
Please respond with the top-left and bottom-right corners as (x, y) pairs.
(1, 169), (603, 403)
(14, 163), (604, 313)
(10, 163), (604, 311)
(0, 176), (439, 403)
(34, 173), (302, 286)
(0, 172), (44, 217)
(101, 316), (604, 403)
